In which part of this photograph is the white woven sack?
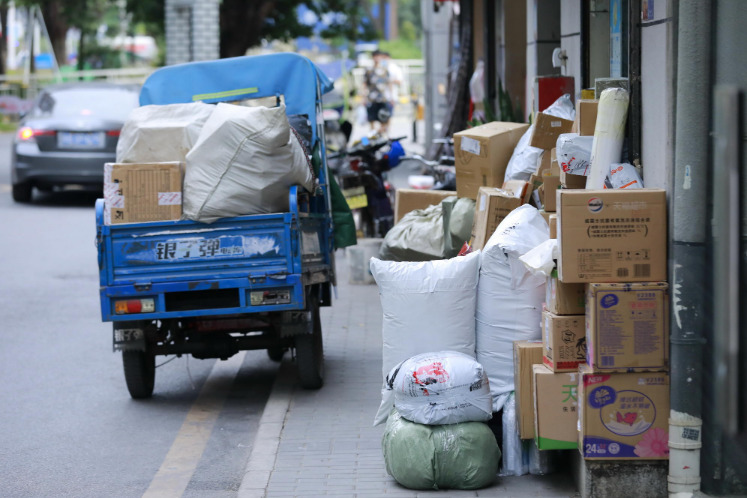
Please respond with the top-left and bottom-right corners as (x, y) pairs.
(476, 205), (549, 412)
(116, 102), (215, 163)
(370, 251), (480, 426)
(387, 351), (492, 425)
(183, 103), (315, 223)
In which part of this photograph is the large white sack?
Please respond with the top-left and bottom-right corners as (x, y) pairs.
(370, 251), (481, 425)
(476, 205), (549, 412)
(183, 103), (315, 223)
(116, 102), (215, 163)
(386, 351), (492, 425)
(504, 95), (576, 182)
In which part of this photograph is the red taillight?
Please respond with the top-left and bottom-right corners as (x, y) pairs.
(106, 130), (121, 137)
(114, 298), (155, 315)
(16, 127), (55, 141)
(350, 158), (361, 172)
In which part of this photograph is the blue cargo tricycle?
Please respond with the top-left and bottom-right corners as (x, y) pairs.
(96, 53), (340, 398)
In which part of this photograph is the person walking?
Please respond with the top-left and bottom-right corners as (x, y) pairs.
(364, 50), (393, 134)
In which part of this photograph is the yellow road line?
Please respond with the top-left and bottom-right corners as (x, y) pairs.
(143, 351), (246, 498)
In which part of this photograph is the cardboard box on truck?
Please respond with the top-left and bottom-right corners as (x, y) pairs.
(105, 162), (184, 225)
(577, 100), (599, 136)
(586, 282), (669, 372)
(542, 310), (586, 372)
(471, 185), (524, 250)
(533, 365), (579, 450)
(530, 113), (575, 150)
(579, 365), (670, 460)
(546, 270), (586, 315)
(557, 189), (667, 283)
(454, 121), (530, 199)
(394, 188), (455, 223)
(514, 341), (544, 439)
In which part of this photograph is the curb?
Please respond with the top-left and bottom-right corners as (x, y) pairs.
(237, 359), (295, 498)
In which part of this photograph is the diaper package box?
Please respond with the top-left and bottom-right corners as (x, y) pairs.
(586, 282), (669, 372)
(579, 365), (670, 460)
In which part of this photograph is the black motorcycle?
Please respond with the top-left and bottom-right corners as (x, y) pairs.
(329, 135), (405, 239)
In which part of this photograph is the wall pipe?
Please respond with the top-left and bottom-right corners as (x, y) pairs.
(669, 1), (711, 496)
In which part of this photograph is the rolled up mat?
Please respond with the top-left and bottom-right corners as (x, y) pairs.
(586, 88), (630, 189)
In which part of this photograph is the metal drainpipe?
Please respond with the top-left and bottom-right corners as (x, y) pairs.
(669, 1), (711, 495)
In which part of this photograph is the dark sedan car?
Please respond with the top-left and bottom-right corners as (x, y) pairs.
(11, 82), (140, 202)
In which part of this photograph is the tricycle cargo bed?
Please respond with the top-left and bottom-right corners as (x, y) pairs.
(95, 196), (332, 322)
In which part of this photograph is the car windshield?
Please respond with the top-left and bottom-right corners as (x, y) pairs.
(31, 87), (139, 119)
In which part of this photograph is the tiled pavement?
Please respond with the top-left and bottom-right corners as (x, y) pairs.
(238, 250), (580, 498)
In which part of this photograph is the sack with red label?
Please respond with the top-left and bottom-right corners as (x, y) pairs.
(386, 351), (492, 425)
(607, 162), (644, 189)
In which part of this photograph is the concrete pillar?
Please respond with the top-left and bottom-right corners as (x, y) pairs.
(165, 0), (220, 66)
(560, 0), (582, 100)
(500, 0), (527, 119)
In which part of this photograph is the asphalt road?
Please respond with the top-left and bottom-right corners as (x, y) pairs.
(0, 132), (279, 497)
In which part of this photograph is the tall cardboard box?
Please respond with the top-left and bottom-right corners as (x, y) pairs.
(579, 365), (670, 460)
(106, 162), (184, 225)
(540, 167), (561, 212)
(394, 188), (455, 223)
(471, 186), (523, 250)
(546, 270), (586, 315)
(514, 341), (544, 439)
(557, 189), (667, 283)
(586, 282), (669, 372)
(577, 100), (599, 136)
(542, 310), (586, 372)
(533, 365), (579, 450)
(529, 113), (575, 150)
(549, 214), (558, 239)
(454, 121), (530, 199)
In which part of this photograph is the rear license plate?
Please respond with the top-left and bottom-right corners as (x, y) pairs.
(343, 186), (367, 209)
(58, 131), (105, 149)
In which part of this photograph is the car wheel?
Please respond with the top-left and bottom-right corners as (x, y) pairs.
(12, 183), (32, 203)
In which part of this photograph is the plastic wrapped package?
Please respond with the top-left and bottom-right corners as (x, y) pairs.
(556, 133), (594, 175)
(382, 409), (501, 490)
(370, 252), (481, 425)
(527, 440), (557, 475)
(183, 103), (315, 223)
(442, 197), (476, 258)
(386, 351), (492, 425)
(476, 205), (549, 412)
(500, 392), (529, 476)
(116, 102), (215, 163)
(504, 94), (576, 182)
(607, 162), (644, 189)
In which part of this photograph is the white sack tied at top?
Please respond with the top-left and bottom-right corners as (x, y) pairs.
(476, 205), (549, 412)
(183, 103), (315, 223)
(116, 102), (215, 163)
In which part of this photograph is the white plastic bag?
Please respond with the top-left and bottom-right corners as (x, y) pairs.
(607, 162), (644, 189)
(556, 133), (593, 175)
(183, 103), (315, 223)
(386, 351), (492, 425)
(370, 252), (481, 425)
(116, 102), (215, 163)
(505, 94), (576, 181)
(476, 205), (549, 411)
(519, 239), (558, 278)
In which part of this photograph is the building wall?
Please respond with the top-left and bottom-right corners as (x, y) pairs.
(502, 1), (527, 119)
(640, 0), (674, 189)
(165, 0), (220, 66)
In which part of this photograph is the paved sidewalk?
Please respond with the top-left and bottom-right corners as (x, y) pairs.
(238, 250), (579, 498)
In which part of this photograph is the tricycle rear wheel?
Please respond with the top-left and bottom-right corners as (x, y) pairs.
(295, 296), (324, 389)
(122, 350), (155, 399)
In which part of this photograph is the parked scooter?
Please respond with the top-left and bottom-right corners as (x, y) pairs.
(330, 135), (405, 238)
(401, 138), (457, 191)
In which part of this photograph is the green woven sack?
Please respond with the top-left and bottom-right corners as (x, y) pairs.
(382, 410), (500, 490)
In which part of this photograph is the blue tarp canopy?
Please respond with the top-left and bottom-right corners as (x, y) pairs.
(139, 52), (334, 145)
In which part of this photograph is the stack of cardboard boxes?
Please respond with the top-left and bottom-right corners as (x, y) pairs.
(508, 98), (671, 463)
(104, 162), (185, 225)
